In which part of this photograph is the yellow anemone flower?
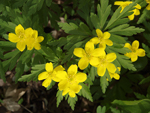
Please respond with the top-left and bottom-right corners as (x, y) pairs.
(56, 64), (87, 97)
(38, 62), (65, 88)
(114, 1), (141, 20)
(108, 67), (121, 81)
(8, 24), (27, 51)
(124, 40), (145, 62)
(90, 53), (117, 77)
(73, 41), (105, 70)
(146, 0), (150, 10)
(26, 28), (44, 50)
(90, 29), (113, 49)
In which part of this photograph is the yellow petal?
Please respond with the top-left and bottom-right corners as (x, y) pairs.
(37, 36), (44, 42)
(25, 28), (33, 36)
(114, 1), (124, 5)
(56, 71), (67, 80)
(32, 30), (38, 38)
(58, 79), (68, 90)
(96, 29), (103, 38)
(132, 40), (139, 50)
(16, 40), (26, 52)
(146, 4), (150, 10)
(128, 13), (134, 20)
(70, 84), (82, 93)
(85, 41), (94, 54)
(130, 53), (138, 62)
(54, 65), (65, 72)
(113, 73), (120, 80)
(97, 65), (106, 76)
(62, 88), (69, 96)
(45, 62), (53, 72)
(73, 48), (86, 57)
(90, 37), (99, 44)
(8, 33), (20, 42)
(75, 72), (87, 82)
(90, 57), (100, 67)
(117, 67), (121, 71)
(99, 43), (106, 49)
(124, 53), (132, 58)
(103, 32), (111, 39)
(42, 76), (52, 88)
(107, 63), (116, 73)
(105, 39), (113, 46)
(78, 57), (89, 70)
(26, 38), (34, 50)
(134, 9), (140, 15)
(137, 49), (145, 57)
(124, 43), (132, 50)
(67, 64), (78, 75)
(38, 71), (49, 80)
(135, 4), (141, 9)
(15, 24), (24, 36)
(34, 43), (41, 50)
(91, 48), (105, 57)
(69, 90), (76, 97)
(106, 53), (117, 62)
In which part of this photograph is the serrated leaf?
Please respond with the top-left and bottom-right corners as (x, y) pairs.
(134, 92), (146, 99)
(67, 96), (78, 110)
(18, 64), (45, 82)
(100, 70), (109, 93)
(109, 24), (145, 36)
(56, 90), (63, 107)
(90, 66), (97, 81)
(78, 83), (93, 102)
(96, 105), (106, 113)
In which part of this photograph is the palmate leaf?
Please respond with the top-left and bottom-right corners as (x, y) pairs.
(78, 83), (93, 102)
(109, 24), (145, 36)
(112, 99), (150, 113)
(18, 64), (45, 82)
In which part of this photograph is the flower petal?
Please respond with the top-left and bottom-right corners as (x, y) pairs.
(113, 73), (120, 80)
(54, 65), (65, 72)
(97, 65), (106, 76)
(34, 43), (41, 50)
(56, 71), (67, 80)
(85, 41), (94, 54)
(69, 90), (76, 97)
(78, 57), (89, 70)
(146, 4), (150, 10)
(137, 49), (145, 57)
(15, 24), (24, 36)
(38, 71), (49, 80)
(91, 48), (105, 57)
(114, 1), (124, 5)
(135, 4), (141, 9)
(132, 40), (139, 50)
(70, 84), (82, 93)
(45, 62), (53, 72)
(107, 63), (116, 73)
(67, 64), (78, 75)
(42, 76), (52, 88)
(25, 28), (33, 36)
(128, 13), (134, 20)
(90, 37), (99, 44)
(134, 9), (140, 15)
(32, 30), (38, 39)
(96, 29), (103, 38)
(105, 39), (113, 46)
(16, 40), (26, 52)
(73, 48), (86, 58)
(8, 33), (20, 42)
(99, 42), (106, 49)
(90, 57), (100, 67)
(130, 53), (138, 62)
(124, 43), (132, 50)
(125, 53), (131, 58)
(103, 32), (111, 39)
(58, 79), (68, 90)
(75, 72), (87, 82)
(106, 53), (117, 62)
(62, 88), (69, 96)
(37, 36), (44, 42)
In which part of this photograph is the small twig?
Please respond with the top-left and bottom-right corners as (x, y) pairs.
(20, 104), (33, 113)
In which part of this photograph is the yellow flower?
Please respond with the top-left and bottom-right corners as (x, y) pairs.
(73, 41), (105, 70)
(108, 67), (121, 81)
(146, 0), (150, 10)
(124, 40), (145, 62)
(56, 64), (87, 97)
(114, 1), (141, 20)
(90, 29), (113, 49)
(26, 28), (44, 50)
(38, 62), (65, 88)
(90, 53), (117, 77)
(8, 24), (27, 51)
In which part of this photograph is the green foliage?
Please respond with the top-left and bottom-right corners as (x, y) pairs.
(96, 106), (106, 113)
(56, 90), (63, 107)
(100, 70), (109, 93)
(67, 96), (78, 110)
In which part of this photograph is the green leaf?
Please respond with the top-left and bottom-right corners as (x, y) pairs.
(46, 80), (55, 90)
(90, 13), (101, 29)
(139, 76), (150, 85)
(46, 0), (52, 7)
(108, 46), (131, 54)
(110, 34), (127, 44)
(96, 105), (106, 113)
(18, 64), (45, 82)
(0, 41), (16, 49)
(112, 99), (150, 113)
(134, 92), (146, 99)
(89, 66), (97, 81)
(109, 24), (145, 36)
(67, 96), (78, 110)
(0, 60), (6, 82)
(56, 90), (63, 107)
(0, 99), (3, 103)
(18, 98), (24, 105)
(78, 83), (93, 102)
(100, 70), (109, 93)
(110, 107), (121, 113)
